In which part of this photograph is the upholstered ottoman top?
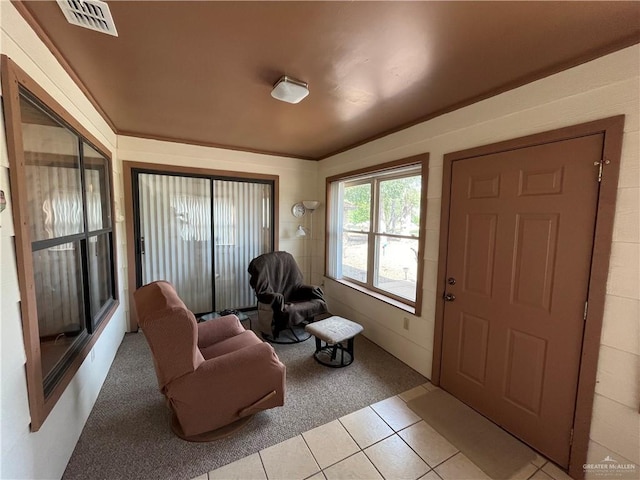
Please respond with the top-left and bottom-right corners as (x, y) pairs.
(305, 316), (363, 344)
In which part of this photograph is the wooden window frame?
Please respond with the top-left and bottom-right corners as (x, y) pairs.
(1, 55), (119, 431)
(325, 154), (429, 315)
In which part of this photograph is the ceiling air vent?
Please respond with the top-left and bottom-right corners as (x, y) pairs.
(57, 0), (118, 36)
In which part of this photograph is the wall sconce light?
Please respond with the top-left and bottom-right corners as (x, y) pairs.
(295, 225), (307, 237)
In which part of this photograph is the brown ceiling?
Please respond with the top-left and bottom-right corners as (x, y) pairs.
(16, 1), (640, 160)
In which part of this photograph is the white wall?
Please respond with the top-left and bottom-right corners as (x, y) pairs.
(0, 3), (127, 478)
(318, 45), (640, 471)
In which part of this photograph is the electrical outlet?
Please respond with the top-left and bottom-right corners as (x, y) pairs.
(403, 317), (410, 330)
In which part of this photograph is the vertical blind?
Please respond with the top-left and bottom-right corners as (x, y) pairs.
(138, 173), (272, 313)
(213, 180), (272, 310)
(326, 180), (345, 279)
(139, 174), (213, 313)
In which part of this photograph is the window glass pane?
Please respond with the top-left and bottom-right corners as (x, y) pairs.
(342, 232), (368, 282)
(375, 235), (418, 302)
(83, 142), (111, 231)
(20, 95), (83, 242)
(33, 241), (86, 380)
(343, 182), (371, 232)
(378, 175), (421, 235)
(88, 233), (113, 324)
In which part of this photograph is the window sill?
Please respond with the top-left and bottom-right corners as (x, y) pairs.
(326, 277), (418, 316)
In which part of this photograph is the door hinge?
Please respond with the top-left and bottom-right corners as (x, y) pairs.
(584, 301), (588, 320)
(593, 158), (611, 183)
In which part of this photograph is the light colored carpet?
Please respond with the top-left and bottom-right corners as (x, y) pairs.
(407, 388), (536, 479)
(63, 319), (426, 480)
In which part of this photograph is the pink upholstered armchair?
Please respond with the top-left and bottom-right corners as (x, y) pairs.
(133, 280), (286, 440)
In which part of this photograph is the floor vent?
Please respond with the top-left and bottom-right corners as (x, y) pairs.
(57, 0), (118, 36)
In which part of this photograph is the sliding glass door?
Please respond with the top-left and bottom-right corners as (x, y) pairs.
(134, 171), (273, 314)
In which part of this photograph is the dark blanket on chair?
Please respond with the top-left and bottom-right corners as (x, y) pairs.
(248, 251), (327, 332)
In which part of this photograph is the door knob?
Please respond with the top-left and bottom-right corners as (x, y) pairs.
(444, 293), (456, 302)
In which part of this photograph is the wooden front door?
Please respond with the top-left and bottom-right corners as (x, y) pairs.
(440, 133), (604, 467)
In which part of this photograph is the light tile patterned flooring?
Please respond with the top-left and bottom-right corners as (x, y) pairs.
(194, 383), (568, 480)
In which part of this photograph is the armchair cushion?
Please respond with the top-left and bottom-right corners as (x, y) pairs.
(200, 330), (262, 359)
(197, 314), (245, 349)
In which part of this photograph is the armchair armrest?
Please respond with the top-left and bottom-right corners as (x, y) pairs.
(197, 315), (245, 349)
(197, 341), (283, 380)
(256, 292), (285, 311)
(168, 342), (286, 435)
(291, 284), (325, 301)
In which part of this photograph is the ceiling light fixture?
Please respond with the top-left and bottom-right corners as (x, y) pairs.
(271, 76), (309, 104)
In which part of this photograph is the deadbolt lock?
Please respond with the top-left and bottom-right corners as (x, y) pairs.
(447, 277), (456, 285)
